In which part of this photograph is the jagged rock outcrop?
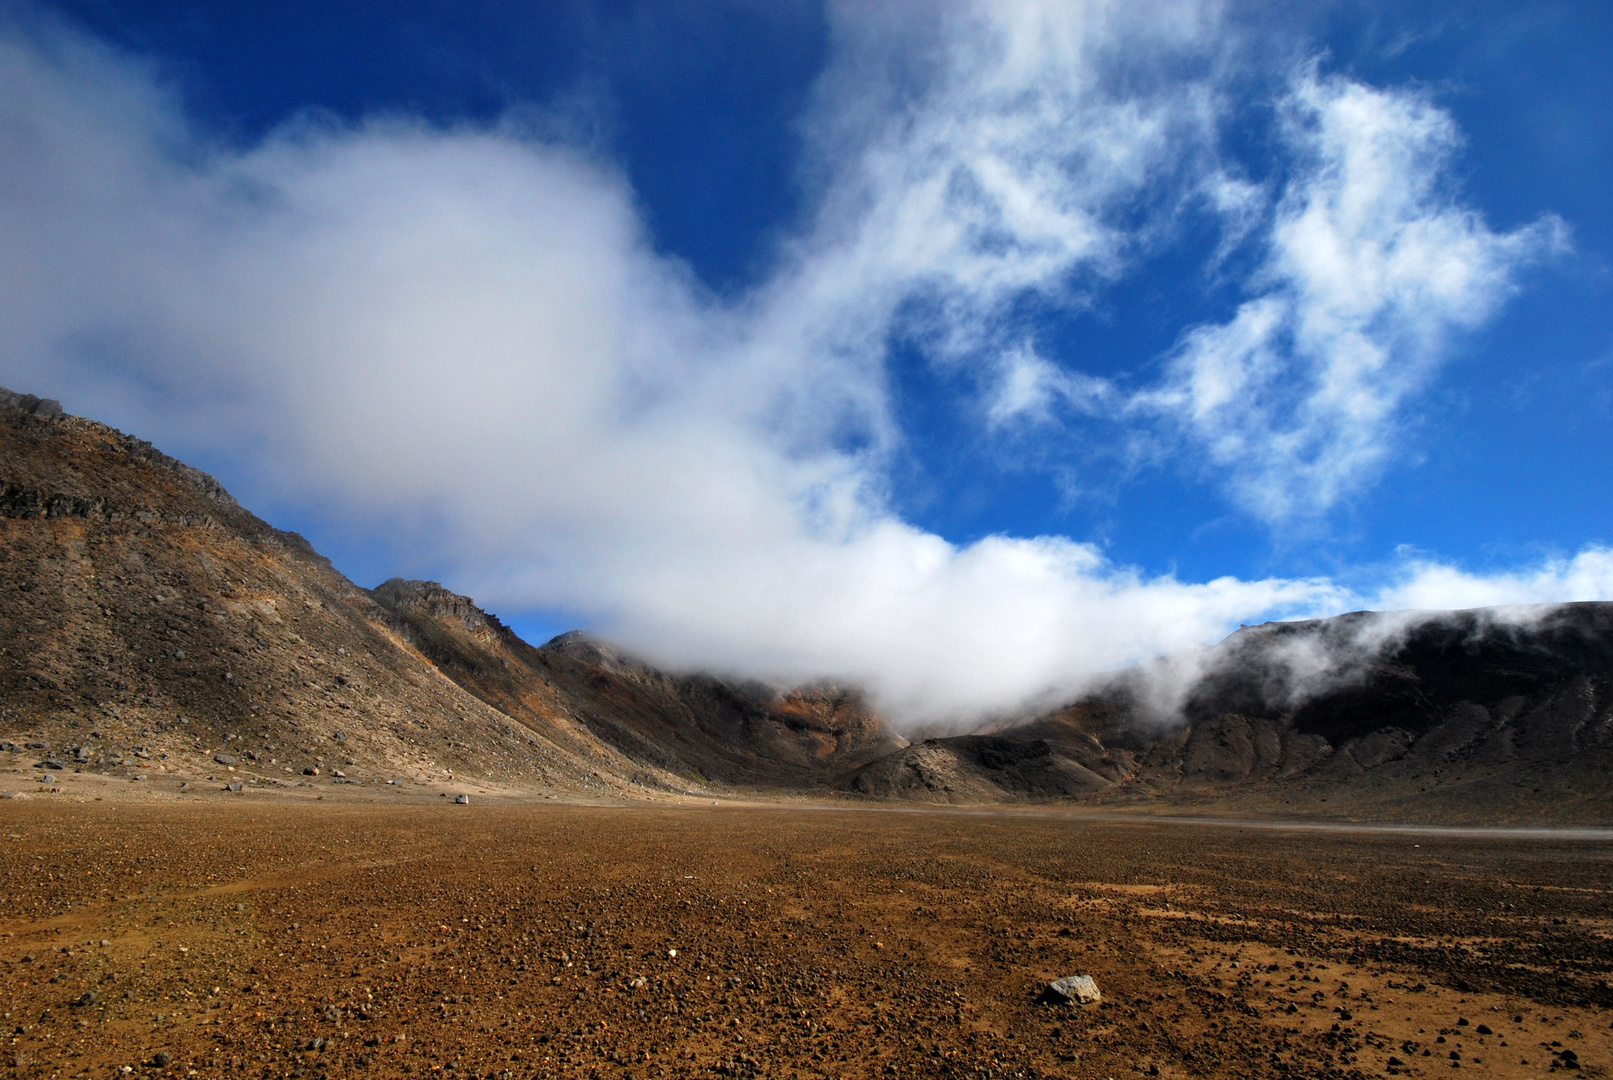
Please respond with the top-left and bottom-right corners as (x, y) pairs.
(844, 603), (1613, 821)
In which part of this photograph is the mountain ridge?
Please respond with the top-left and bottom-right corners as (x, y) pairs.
(3, 389), (1612, 823)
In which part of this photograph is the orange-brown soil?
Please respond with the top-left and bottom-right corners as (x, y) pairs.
(2, 798), (1612, 1080)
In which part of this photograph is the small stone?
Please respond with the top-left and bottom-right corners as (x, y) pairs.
(455, 794), (470, 805)
(1338, 1009), (1353, 1021)
(153, 1050), (172, 1067)
(1476, 1024), (1492, 1035)
(1045, 974), (1102, 1005)
(303, 766), (320, 776)
(72, 991), (97, 1007)
(226, 781), (243, 792)
(37, 758), (65, 770)
(332, 770), (346, 778)
(214, 754), (237, 766)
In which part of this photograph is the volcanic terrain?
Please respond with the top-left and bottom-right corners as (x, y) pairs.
(3, 391), (1613, 1080)
(2, 802), (1611, 1080)
(4, 389), (1613, 824)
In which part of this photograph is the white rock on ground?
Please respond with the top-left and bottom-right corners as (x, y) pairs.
(1046, 974), (1102, 1005)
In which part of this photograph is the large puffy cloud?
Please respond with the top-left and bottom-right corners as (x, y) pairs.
(0, 4), (1597, 724)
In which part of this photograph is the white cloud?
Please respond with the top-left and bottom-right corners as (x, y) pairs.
(985, 343), (1113, 428)
(796, 0), (1232, 358)
(1145, 67), (1568, 521)
(0, 4), (1598, 727)
(1373, 547), (1613, 612)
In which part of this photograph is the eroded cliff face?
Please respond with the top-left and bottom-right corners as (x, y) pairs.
(842, 604), (1613, 821)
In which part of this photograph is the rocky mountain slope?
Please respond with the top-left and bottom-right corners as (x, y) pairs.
(0, 389), (615, 794)
(368, 578), (902, 790)
(845, 603), (1613, 821)
(5, 389), (1613, 821)
(0, 391), (898, 798)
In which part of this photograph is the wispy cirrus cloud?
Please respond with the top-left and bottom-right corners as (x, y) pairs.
(1142, 67), (1568, 521)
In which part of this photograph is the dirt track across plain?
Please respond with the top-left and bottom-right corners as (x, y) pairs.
(3, 800), (1612, 1080)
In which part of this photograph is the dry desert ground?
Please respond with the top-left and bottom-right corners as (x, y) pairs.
(2, 791), (1612, 1080)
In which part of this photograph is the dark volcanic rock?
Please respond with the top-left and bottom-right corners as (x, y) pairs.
(845, 603), (1613, 821)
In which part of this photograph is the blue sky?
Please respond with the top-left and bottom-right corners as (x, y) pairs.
(2, 1), (1612, 721)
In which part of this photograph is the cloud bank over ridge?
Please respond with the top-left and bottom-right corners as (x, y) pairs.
(0, 1), (1597, 723)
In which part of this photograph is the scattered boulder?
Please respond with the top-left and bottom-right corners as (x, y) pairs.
(152, 1051), (172, 1067)
(214, 754), (237, 766)
(37, 759), (64, 771)
(1044, 974), (1102, 1005)
(455, 794), (470, 805)
(303, 766), (319, 776)
(226, 781), (243, 792)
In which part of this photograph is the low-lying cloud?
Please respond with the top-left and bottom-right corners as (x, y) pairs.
(0, 2), (1597, 725)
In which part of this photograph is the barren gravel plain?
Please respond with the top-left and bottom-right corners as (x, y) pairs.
(3, 794), (1612, 1080)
